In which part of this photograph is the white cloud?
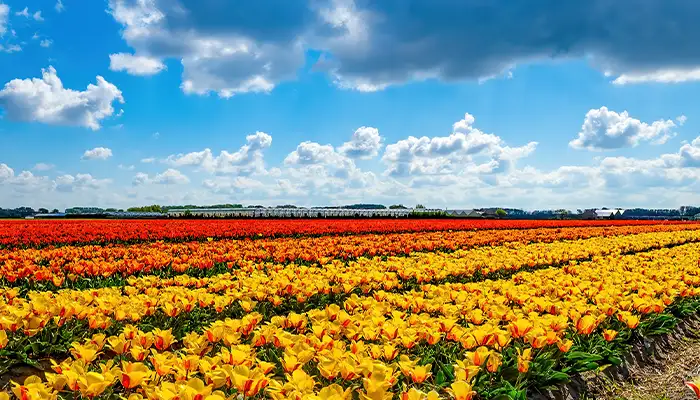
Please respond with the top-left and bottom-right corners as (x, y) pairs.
(107, 0), (304, 97)
(677, 115), (688, 126)
(6, 170), (54, 193)
(0, 66), (124, 130)
(15, 7), (28, 17)
(165, 131), (272, 174)
(0, 43), (20, 53)
(39, 39), (52, 47)
(118, 164), (135, 171)
(0, 163), (13, 182)
(613, 68), (700, 85)
(285, 141), (341, 166)
(55, 0), (64, 13)
(338, 126), (382, 159)
(141, 157), (155, 163)
(82, 147), (113, 160)
(202, 176), (270, 196)
(132, 172), (149, 186)
(153, 169), (189, 185)
(33, 163), (54, 171)
(55, 174), (111, 192)
(133, 169), (189, 186)
(33, 11), (43, 21)
(569, 107), (677, 151)
(109, 53), (166, 76)
(103, 2), (700, 94)
(0, 3), (8, 36)
(382, 112), (536, 177)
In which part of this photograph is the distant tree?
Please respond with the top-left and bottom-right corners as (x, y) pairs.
(389, 204), (408, 209)
(127, 205), (164, 213)
(51, 209), (59, 214)
(415, 204), (426, 209)
(38, 208), (49, 214)
(495, 208), (507, 218)
(105, 208), (118, 212)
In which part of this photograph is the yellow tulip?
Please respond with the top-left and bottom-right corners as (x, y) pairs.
(448, 380), (476, 400)
(119, 361), (150, 389)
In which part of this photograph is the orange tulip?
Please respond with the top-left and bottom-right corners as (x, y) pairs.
(602, 329), (618, 341)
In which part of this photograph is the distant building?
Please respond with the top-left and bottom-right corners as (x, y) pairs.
(580, 210), (597, 220)
(165, 207), (437, 218)
(34, 213), (67, 218)
(595, 209), (625, 219)
(445, 209), (483, 218)
(481, 208), (501, 218)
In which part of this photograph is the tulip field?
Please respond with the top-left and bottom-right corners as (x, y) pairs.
(2, 220), (700, 399)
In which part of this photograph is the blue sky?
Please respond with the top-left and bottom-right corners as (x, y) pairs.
(1, 0), (700, 210)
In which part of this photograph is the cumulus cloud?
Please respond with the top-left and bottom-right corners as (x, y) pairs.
(132, 169), (190, 186)
(55, 174), (111, 192)
(55, 0), (64, 13)
(132, 172), (149, 186)
(285, 141), (340, 165)
(82, 147), (113, 160)
(382, 112), (536, 177)
(15, 7), (28, 17)
(569, 107), (678, 151)
(141, 157), (155, 163)
(0, 66), (124, 130)
(0, 163), (13, 182)
(0, 43), (20, 53)
(0, 3), (8, 37)
(202, 176), (269, 196)
(153, 169), (189, 184)
(104, 1), (700, 92)
(164, 131), (272, 174)
(107, 0), (305, 97)
(39, 39), (52, 47)
(33, 163), (54, 171)
(33, 11), (43, 21)
(613, 69), (700, 85)
(109, 53), (166, 76)
(338, 126), (382, 159)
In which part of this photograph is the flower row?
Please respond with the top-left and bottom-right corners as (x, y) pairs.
(0, 229), (697, 345)
(7, 239), (700, 399)
(2, 219), (697, 247)
(2, 225), (699, 286)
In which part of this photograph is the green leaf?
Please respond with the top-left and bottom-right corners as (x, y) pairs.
(435, 369), (446, 386)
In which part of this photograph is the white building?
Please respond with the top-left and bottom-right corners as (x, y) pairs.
(165, 207), (442, 218)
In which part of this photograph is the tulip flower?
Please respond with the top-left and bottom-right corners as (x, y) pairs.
(153, 328), (175, 351)
(120, 361), (151, 389)
(448, 380), (476, 400)
(602, 329), (618, 341)
(508, 319), (533, 338)
(486, 351), (503, 373)
(575, 315), (598, 335)
(401, 388), (440, 400)
(108, 334), (131, 355)
(317, 384), (353, 400)
(70, 343), (101, 363)
(78, 372), (112, 399)
(686, 377), (700, 399)
(517, 348), (532, 373)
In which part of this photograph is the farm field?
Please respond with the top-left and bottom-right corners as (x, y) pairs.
(1, 220), (700, 399)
